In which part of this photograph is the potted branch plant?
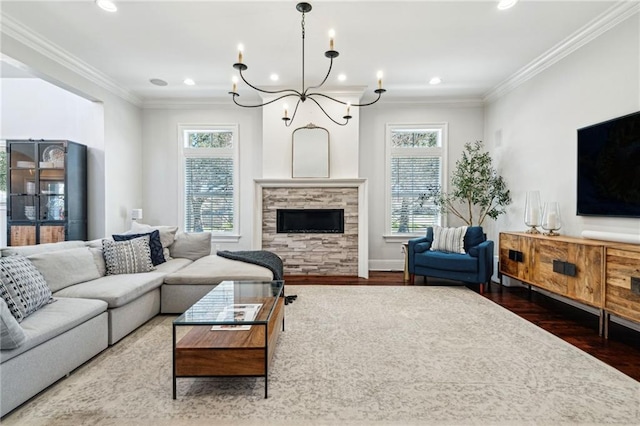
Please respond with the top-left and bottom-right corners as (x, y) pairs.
(420, 140), (511, 226)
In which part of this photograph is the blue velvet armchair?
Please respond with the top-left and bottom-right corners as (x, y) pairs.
(408, 226), (494, 293)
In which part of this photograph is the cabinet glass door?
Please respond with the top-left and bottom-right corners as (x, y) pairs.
(10, 143), (37, 168)
(9, 142), (38, 222)
(38, 143), (65, 169)
(39, 169), (65, 221)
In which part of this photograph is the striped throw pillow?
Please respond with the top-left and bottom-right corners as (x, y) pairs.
(430, 226), (468, 254)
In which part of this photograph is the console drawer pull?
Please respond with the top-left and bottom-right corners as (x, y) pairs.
(632, 277), (640, 295)
(553, 260), (577, 277)
(508, 249), (523, 262)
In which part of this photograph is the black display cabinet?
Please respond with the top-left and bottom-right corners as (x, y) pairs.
(6, 140), (87, 246)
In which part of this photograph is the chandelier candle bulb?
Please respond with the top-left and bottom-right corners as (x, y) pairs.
(346, 103), (351, 116)
(237, 44), (244, 63)
(329, 29), (335, 50)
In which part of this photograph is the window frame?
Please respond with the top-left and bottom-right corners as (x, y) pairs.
(177, 124), (240, 242)
(383, 123), (448, 241)
(0, 140), (6, 205)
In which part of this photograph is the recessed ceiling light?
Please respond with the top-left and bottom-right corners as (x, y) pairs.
(184, 78), (195, 86)
(149, 78), (168, 86)
(337, 74), (347, 82)
(96, 0), (117, 13)
(429, 77), (442, 85)
(270, 73), (279, 81)
(497, 0), (518, 10)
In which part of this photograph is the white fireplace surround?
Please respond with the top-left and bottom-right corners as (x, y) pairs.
(253, 178), (369, 278)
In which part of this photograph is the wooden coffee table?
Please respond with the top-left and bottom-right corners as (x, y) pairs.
(172, 280), (285, 399)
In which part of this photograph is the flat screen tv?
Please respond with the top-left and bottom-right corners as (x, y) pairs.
(577, 110), (640, 217)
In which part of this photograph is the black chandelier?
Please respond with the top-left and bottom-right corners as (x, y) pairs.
(228, 2), (385, 127)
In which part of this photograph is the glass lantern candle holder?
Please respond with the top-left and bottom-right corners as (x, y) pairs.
(542, 201), (562, 236)
(524, 190), (542, 234)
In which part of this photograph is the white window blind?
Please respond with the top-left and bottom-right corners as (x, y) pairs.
(180, 126), (238, 234)
(386, 124), (447, 235)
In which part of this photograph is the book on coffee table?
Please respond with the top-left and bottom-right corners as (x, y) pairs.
(211, 304), (263, 331)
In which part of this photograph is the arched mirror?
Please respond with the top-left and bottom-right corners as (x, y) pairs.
(292, 123), (330, 178)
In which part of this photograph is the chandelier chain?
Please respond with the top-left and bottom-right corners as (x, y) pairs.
(301, 10), (306, 97)
(229, 2), (385, 127)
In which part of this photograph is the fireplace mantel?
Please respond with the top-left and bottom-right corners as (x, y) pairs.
(253, 179), (368, 278)
(255, 178), (367, 187)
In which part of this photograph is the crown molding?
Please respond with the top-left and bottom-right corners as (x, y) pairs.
(143, 98), (238, 109)
(483, 1), (640, 103)
(142, 96), (485, 110)
(375, 97), (485, 108)
(0, 12), (142, 107)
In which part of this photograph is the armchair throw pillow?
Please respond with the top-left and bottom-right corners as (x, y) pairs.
(430, 226), (468, 254)
(0, 254), (52, 323)
(102, 237), (155, 275)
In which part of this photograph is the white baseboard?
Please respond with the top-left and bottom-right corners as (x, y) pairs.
(369, 259), (404, 271)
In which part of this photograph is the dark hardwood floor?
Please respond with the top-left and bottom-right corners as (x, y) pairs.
(284, 271), (640, 382)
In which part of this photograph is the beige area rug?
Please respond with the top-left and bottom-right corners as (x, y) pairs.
(3, 285), (640, 426)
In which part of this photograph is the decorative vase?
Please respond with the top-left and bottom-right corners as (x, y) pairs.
(542, 201), (562, 236)
(524, 190), (542, 234)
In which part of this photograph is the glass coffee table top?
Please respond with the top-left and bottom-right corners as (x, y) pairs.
(174, 280), (284, 326)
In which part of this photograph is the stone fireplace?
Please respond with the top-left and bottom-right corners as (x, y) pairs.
(253, 179), (368, 278)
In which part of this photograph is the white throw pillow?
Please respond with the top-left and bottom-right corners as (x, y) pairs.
(129, 222), (178, 260)
(102, 237), (155, 275)
(430, 226), (468, 254)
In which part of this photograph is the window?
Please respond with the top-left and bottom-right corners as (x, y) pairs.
(179, 125), (239, 236)
(0, 140), (6, 204)
(385, 123), (447, 236)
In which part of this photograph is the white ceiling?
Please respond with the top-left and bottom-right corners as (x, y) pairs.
(0, 1), (627, 104)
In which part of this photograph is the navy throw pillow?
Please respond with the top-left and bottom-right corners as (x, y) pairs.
(113, 230), (166, 266)
(463, 226), (485, 252)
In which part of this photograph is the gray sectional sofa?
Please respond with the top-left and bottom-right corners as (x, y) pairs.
(0, 231), (273, 417)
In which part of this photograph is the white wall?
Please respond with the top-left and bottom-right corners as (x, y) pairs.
(261, 91), (360, 179)
(1, 32), (143, 238)
(361, 102), (485, 270)
(484, 14), (640, 244)
(3, 9), (637, 267)
(0, 78), (105, 239)
(141, 105), (262, 250)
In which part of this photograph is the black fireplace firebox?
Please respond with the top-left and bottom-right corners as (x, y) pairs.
(276, 209), (344, 234)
